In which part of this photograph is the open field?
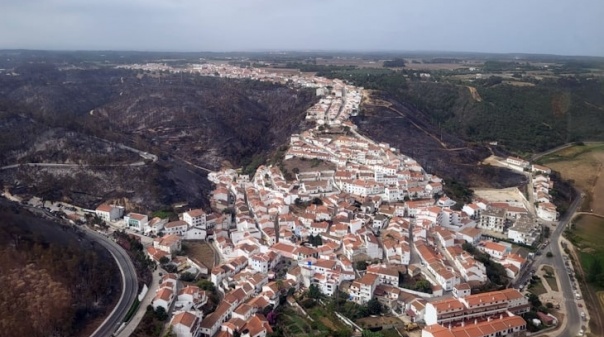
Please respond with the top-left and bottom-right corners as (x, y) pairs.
(572, 215), (604, 277)
(356, 316), (404, 329)
(538, 143), (604, 213)
(282, 157), (336, 175)
(182, 241), (215, 269)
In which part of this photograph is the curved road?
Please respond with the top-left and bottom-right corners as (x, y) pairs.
(86, 229), (139, 337)
(17, 203), (139, 337)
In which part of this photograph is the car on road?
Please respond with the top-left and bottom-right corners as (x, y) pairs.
(578, 303), (583, 307)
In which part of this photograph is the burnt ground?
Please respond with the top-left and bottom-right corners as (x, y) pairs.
(352, 94), (526, 190)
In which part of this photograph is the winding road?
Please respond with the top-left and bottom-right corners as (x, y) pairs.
(86, 229), (139, 337)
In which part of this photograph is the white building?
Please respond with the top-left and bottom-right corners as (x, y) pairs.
(349, 273), (379, 304)
(165, 220), (189, 236)
(153, 234), (181, 253)
(171, 311), (202, 337)
(95, 204), (124, 222)
(184, 209), (207, 228)
(124, 213), (148, 231)
(537, 202), (558, 221)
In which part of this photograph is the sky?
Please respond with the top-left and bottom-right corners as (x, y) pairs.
(1, 0), (603, 56)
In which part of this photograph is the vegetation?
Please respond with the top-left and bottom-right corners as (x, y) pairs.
(197, 279), (220, 310)
(131, 305), (171, 337)
(0, 203), (120, 337)
(113, 230), (154, 287)
(308, 234), (323, 247)
(565, 215), (604, 288)
(398, 274), (433, 294)
(383, 58), (406, 68)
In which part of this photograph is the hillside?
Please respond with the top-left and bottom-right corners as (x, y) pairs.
(397, 78), (604, 153)
(0, 201), (120, 337)
(318, 67), (604, 154)
(352, 93), (527, 196)
(0, 64), (317, 210)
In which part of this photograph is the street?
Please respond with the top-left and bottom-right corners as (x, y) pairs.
(87, 229), (139, 337)
(542, 193), (583, 337)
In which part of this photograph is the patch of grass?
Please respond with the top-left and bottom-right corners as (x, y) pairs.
(528, 277), (548, 296)
(124, 298), (140, 322)
(542, 266), (559, 292)
(381, 329), (402, 337)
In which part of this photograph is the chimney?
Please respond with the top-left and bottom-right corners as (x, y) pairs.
(474, 319), (477, 325)
(488, 317), (492, 322)
(461, 320), (465, 327)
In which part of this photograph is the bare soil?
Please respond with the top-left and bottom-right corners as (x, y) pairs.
(184, 241), (215, 269)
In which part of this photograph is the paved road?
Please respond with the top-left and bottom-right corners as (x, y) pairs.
(0, 161), (148, 170)
(531, 141), (603, 162)
(86, 229), (139, 337)
(546, 193), (582, 337)
(14, 202), (140, 337)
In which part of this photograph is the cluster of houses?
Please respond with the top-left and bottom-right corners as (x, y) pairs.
(100, 64), (556, 337)
(505, 157), (558, 222)
(463, 196), (542, 246)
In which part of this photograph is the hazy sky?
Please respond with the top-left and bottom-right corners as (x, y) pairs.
(1, 0), (603, 56)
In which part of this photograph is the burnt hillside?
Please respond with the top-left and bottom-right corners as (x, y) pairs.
(352, 93), (526, 192)
(0, 64), (317, 210)
(0, 200), (120, 337)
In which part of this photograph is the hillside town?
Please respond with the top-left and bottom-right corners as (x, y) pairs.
(12, 63), (571, 337)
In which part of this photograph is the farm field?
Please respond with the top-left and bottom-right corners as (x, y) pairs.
(538, 143), (604, 214)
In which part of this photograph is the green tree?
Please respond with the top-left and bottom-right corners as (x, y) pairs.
(362, 329), (383, 337)
(356, 260), (368, 270)
(180, 272), (196, 282)
(159, 256), (170, 265)
(367, 298), (383, 315)
(527, 293), (542, 308)
(546, 252), (553, 258)
(413, 279), (432, 293)
(308, 284), (322, 299)
(155, 306), (169, 321)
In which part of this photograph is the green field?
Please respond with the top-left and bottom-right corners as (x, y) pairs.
(572, 215), (604, 283)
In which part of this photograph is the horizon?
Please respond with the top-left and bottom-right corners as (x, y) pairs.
(2, 48), (603, 59)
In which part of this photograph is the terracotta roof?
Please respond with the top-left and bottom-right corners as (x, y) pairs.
(166, 220), (188, 228)
(171, 311), (198, 328)
(96, 204), (113, 212)
(186, 209), (206, 217)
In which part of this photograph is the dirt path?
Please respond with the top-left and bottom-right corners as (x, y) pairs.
(466, 86), (482, 102)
